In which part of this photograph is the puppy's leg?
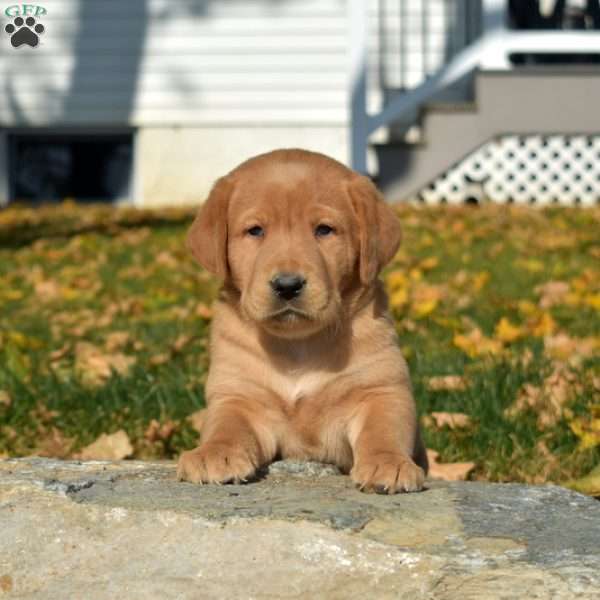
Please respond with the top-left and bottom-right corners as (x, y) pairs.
(177, 398), (280, 484)
(347, 391), (426, 494)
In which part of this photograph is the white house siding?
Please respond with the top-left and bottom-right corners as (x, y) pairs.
(0, 0), (459, 204)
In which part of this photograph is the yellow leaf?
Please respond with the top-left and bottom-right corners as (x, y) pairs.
(565, 464), (600, 497)
(432, 316), (462, 330)
(472, 271), (490, 292)
(529, 312), (556, 337)
(60, 287), (82, 301)
(564, 292), (581, 307)
(419, 233), (434, 247)
(517, 300), (538, 316)
(517, 258), (545, 273)
(1, 289), (23, 301)
(494, 317), (524, 344)
(419, 256), (439, 271)
(6, 331), (43, 350)
(389, 288), (409, 309)
(412, 298), (438, 319)
(453, 328), (503, 358)
(386, 270), (408, 291)
(584, 293), (600, 310)
(569, 407), (600, 451)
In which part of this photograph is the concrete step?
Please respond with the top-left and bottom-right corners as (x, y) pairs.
(375, 69), (600, 201)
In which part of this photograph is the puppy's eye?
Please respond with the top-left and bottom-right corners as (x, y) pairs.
(315, 224), (335, 237)
(246, 226), (264, 237)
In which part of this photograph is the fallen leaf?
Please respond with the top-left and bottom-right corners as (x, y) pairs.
(149, 353), (171, 366)
(544, 334), (598, 365)
(144, 419), (177, 442)
(104, 331), (131, 352)
(494, 317), (524, 344)
(425, 376), (470, 392)
(505, 365), (581, 429)
(195, 303), (213, 320)
(419, 256), (439, 271)
(426, 449), (475, 481)
(411, 298), (438, 319)
(0, 390), (11, 408)
(34, 279), (60, 301)
(77, 430), (133, 461)
(568, 405), (600, 451)
(584, 293), (600, 311)
(409, 283), (447, 318)
(472, 271), (490, 292)
(516, 258), (545, 273)
(172, 334), (194, 353)
(423, 412), (472, 429)
(528, 312), (557, 337)
(36, 427), (74, 459)
(187, 408), (207, 434)
(453, 328), (503, 358)
(75, 342), (136, 387)
(565, 464), (600, 497)
(389, 288), (409, 309)
(452, 269), (469, 288)
(156, 251), (178, 268)
(49, 343), (71, 363)
(517, 300), (538, 316)
(535, 281), (570, 309)
(386, 271), (408, 291)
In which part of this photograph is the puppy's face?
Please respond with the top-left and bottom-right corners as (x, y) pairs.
(187, 150), (401, 339)
(227, 169), (356, 338)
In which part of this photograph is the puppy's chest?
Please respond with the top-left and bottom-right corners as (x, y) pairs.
(269, 369), (332, 407)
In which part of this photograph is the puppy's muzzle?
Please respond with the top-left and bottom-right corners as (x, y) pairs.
(270, 272), (306, 301)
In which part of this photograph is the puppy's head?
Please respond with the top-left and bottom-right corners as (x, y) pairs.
(188, 149), (400, 339)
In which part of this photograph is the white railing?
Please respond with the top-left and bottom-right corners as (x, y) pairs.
(349, 0), (600, 173)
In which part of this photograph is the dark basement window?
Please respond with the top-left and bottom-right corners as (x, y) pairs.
(8, 132), (133, 204)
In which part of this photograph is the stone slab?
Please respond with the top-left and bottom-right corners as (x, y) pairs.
(1, 458), (599, 599)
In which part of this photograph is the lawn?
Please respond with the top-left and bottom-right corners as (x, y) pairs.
(0, 202), (598, 492)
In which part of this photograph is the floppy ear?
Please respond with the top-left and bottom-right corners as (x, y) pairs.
(186, 176), (233, 280)
(346, 175), (402, 284)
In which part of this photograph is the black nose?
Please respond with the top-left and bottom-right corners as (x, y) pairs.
(270, 273), (306, 300)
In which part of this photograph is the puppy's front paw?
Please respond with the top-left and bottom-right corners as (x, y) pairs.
(177, 442), (258, 484)
(351, 451), (425, 494)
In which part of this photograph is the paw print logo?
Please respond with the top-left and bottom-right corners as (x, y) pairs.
(5, 16), (45, 48)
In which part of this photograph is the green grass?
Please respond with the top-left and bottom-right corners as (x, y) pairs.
(0, 202), (598, 485)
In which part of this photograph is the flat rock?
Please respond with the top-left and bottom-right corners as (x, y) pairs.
(1, 458), (599, 599)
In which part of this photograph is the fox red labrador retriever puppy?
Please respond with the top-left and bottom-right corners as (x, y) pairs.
(177, 149), (428, 493)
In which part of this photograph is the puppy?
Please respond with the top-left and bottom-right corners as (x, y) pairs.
(177, 149), (428, 493)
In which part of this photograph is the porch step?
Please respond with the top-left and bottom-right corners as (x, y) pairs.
(375, 69), (600, 201)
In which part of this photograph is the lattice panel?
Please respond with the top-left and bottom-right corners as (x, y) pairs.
(420, 135), (600, 205)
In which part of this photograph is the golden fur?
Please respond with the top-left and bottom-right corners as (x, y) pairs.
(177, 149), (428, 493)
